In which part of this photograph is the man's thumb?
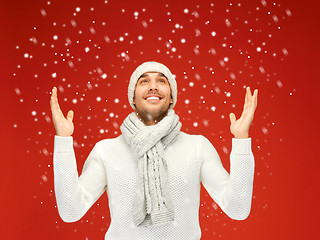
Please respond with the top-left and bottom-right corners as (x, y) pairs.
(67, 110), (74, 121)
(229, 113), (236, 124)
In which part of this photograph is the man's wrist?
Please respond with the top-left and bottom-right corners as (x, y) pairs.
(234, 134), (249, 139)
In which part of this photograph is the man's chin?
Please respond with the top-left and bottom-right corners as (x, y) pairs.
(138, 107), (169, 120)
(145, 110), (163, 119)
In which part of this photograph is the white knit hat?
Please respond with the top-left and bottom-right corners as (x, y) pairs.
(128, 61), (177, 111)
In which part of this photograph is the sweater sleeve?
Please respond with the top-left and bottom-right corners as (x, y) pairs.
(199, 135), (255, 220)
(53, 135), (107, 222)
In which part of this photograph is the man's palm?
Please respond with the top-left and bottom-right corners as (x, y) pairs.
(229, 86), (258, 138)
(50, 87), (74, 137)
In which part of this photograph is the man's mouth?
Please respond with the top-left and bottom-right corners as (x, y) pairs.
(144, 95), (162, 101)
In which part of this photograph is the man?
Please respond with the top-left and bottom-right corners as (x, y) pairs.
(51, 61), (258, 239)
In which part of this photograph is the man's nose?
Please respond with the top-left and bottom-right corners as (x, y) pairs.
(149, 79), (158, 90)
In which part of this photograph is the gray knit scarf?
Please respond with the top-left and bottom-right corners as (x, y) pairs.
(120, 108), (182, 227)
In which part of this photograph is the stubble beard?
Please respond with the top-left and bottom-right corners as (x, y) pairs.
(136, 105), (170, 125)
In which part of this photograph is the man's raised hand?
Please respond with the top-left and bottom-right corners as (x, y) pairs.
(50, 87), (74, 137)
(229, 86), (258, 139)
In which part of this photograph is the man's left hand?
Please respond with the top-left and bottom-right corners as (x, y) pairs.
(229, 86), (258, 139)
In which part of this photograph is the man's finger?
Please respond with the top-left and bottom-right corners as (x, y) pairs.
(67, 110), (74, 122)
(229, 113), (236, 125)
(50, 87), (64, 117)
(247, 86), (252, 102)
(254, 89), (258, 108)
(250, 89), (257, 110)
(50, 87), (58, 104)
(244, 87), (249, 110)
(50, 88), (60, 110)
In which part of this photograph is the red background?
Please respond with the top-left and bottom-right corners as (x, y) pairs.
(1, 0), (319, 239)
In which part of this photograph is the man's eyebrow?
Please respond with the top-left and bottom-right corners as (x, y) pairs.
(138, 72), (168, 80)
(158, 73), (167, 78)
(138, 73), (148, 79)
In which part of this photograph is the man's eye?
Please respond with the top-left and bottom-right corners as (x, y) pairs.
(159, 79), (165, 83)
(140, 79), (148, 83)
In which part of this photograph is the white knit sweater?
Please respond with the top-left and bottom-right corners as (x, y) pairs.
(53, 131), (254, 240)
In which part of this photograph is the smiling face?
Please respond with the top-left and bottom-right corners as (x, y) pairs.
(133, 72), (173, 125)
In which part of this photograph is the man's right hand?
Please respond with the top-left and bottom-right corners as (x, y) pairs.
(50, 87), (74, 137)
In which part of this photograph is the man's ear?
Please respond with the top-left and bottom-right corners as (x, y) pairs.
(133, 93), (136, 104)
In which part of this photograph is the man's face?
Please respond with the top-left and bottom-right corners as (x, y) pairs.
(133, 72), (173, 122)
